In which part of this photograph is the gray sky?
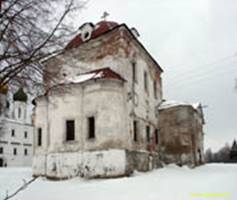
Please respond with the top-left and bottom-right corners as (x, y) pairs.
(74, 0), (237, 151)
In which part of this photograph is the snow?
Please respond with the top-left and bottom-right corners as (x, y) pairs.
(63, 71), (104, 84)
(0, 164), (237, 200)
(0, 167), (32, 199)
(68, 72), (96, 83)
(159, 100), (201, 110)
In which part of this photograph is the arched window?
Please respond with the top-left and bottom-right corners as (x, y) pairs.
(18, 107), (21, 118)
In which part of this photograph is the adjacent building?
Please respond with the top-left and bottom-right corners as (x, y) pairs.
(158, 101), (205, 166)
(0, 88), (34, 167)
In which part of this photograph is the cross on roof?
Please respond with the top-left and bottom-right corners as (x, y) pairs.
(101, 11), (109, 21)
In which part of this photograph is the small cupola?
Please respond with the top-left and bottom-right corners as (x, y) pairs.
(13, 88), (28, 102)
(79, 22), (95, 42)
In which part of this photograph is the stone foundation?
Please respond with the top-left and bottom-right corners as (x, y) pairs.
(126, 150), (162, 172)
(32, 149), (162, 179)
(160, 153), (194, 167)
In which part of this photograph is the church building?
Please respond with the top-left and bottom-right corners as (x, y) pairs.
(0, 87), (34, 167)
(33, 20), (163, 179)
(32, 19), (205, 179)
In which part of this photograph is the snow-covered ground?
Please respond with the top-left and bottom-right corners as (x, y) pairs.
(0, 164), (237, 200)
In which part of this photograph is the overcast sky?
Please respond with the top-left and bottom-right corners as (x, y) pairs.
(73, 0), (237, 151)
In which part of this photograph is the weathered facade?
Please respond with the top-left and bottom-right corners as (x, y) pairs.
(0, 88), (34, 167)
(158, 101), (205, 167)
(33, 21), (163, 179)
(33, 20), (205, 179)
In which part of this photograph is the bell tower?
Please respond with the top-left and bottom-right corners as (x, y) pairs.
(13, 88), (28, 122)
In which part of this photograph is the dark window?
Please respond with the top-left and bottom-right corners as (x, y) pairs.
(146, 126), (150, 143)
(153, 80), (157, 99)
(83, 32), (90, 40)
(37, 128), (42, 146)
(155, 129), (159, 144)
(11, 129), (15, 137)
(133, 120), (138, 142)
(6, 101), (10, 109)
(0, 147), (3, 154)
(24, 148), (28, 156)
(24, 131), (27, 138)
(13, 148), (17, 155)
(18, 107), (21, 118)
(132, 61), (137, 83)
(88, 117), (95, 139)
(66, 120), (75, 141)
(144, 71), (148, 93)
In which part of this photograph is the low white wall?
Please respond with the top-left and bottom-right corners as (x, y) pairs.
(32, 154), (46, 176)
(33, 149), (127, 179)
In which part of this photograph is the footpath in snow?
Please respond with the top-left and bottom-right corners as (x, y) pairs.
(0, 164), (236, 200)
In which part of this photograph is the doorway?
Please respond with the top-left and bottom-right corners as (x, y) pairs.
(198, 149), (202, 164)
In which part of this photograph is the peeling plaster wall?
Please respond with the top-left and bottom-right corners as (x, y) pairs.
(33, 149), (162, 179)
(158, 106), (204, 166)
(33, 150), (128, 179)
(41, 26), (163, 153)
(35, 80), (128, 154)
(33, 25), (164, 178)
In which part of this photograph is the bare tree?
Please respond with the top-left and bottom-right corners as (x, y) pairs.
(0, 0), (86, 91)
(205, 148), (213, 163)
(208, 143), (231, 163)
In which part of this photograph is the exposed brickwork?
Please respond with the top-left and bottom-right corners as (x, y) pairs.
(159, 105), (204, 166)
(66, 21), (119, 49)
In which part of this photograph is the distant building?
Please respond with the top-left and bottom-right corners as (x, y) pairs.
(158, 101), (205, 166)
(0, 88), (34, 167)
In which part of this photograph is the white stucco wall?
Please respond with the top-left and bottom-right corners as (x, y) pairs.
(33, 25), (164, 178)
(0, 95), (34, 167)
(33, 149), (128, 179)
(43, 27), (163, 152)
(0, 119), (34, 166)
(34, 79), (128, 154)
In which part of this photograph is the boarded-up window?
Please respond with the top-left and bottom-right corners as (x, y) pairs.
(133, 120), (138, 142)
(37, 128), (42, 146)
(146, 125), (150, 142)
(88, 117), (95, 139)
(66, 120), (75, 141)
